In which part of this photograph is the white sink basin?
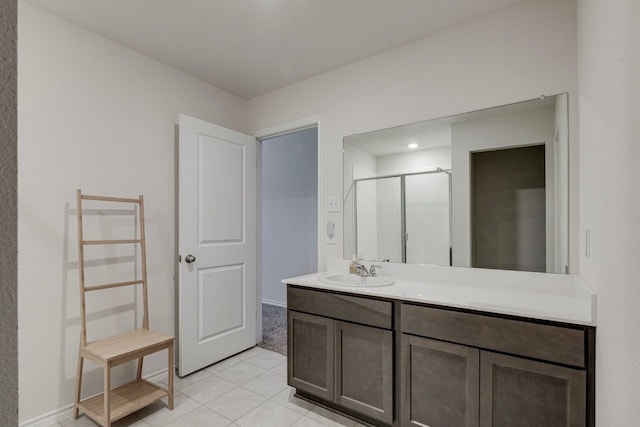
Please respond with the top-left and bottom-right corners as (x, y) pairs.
(319, 274), (395, 287)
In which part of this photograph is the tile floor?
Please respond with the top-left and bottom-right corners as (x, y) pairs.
(53, 347), (369, 427)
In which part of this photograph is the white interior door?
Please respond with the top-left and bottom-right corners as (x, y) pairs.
(178, 113), (256, 376)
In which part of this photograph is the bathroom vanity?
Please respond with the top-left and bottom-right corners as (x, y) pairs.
(284, 264), (596, 427)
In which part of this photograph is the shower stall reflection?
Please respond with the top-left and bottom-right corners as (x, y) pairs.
(354, 169), (451, 265)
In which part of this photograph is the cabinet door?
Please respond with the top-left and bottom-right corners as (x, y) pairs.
(401, 334), (479, 427)
(480, 351), (586, 427)
(287, 310), (334, 401)
(335, 321), (394, 424)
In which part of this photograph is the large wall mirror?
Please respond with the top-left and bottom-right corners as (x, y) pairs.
(343, 94), (569, 273)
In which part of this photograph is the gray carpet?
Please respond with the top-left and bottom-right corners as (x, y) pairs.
(257, 303), (287, 355)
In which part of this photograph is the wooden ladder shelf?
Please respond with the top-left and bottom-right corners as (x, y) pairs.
(74, 190), (174, 426)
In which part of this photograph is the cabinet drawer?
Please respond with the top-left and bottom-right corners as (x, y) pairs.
(401, 304), (585, 368)
(287, 286), (392, 329)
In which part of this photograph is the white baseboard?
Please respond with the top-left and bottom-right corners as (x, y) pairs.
(19, 367), (170, 427)
(261, 298), (287, 308)
(20, 403), (76, 427)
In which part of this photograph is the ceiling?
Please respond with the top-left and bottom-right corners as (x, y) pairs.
(27, 0), (529, 100)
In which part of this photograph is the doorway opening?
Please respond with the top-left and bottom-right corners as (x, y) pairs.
(257, 125), (319, 354)
(471, 144), (546, 272)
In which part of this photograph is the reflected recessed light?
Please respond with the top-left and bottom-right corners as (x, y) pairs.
(408, 143), (418, 149)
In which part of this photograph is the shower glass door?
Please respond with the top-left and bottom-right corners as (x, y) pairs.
(354, 170), (450, 264)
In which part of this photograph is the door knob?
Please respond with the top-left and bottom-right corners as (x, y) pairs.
(185, 254), (196, 264)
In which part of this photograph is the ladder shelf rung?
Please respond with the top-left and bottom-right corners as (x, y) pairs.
(81, 194), (141, 204)
(85, 280), (144, 292)
(83, 239), (142, 245)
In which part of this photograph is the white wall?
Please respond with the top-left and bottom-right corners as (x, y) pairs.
(376, 145), (451, 176)
(17, 3), (246, 423)
(343, 144), (377, 259)
(577, 0), (640, 425)
(260, 128), (318, 306)
(246, 0), (578, 271)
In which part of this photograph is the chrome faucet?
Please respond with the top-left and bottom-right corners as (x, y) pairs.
(369, 264), (382, 277)
(354, 263), (383, 277)
(354, 263), (370, 277)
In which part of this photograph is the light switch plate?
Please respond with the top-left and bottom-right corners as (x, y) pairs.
(328, 196), (341, 212)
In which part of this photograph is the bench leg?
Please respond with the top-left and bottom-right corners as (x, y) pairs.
(73, 356), (84, 419)
(104, 364), (111, 427)
(168, 343), (174, 410)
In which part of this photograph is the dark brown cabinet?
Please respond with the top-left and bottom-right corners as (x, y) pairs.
(400, 303), (593, 427)
(287, 285), (594, 427)
(480, 351), (586, 427)
(287, 286), (395, 425)
(336, 321), (394, 424)
(401, 334), (479, 427)
(287, 310), (334, 401)
(401, 336), (587, 427)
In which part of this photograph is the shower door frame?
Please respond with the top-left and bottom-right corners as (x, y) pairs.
(354, 168), (452, 264)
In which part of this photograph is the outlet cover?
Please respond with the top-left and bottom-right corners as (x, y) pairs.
(328, 196), (341, 212)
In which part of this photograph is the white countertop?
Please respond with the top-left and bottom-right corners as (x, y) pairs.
(282, 260), (597, 326)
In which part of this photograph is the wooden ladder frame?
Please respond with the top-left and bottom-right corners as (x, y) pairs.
(74, 190), (174, 426)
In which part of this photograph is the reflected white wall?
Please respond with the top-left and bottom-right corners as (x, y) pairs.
(554, 94), (569, 273)
(261, 128), (318, 306)
(343, 145), (377, 259)
(406, 173), (450, 265)
(375, 178), (402, 262)
(355, 179), (379, 260)
(377, 144), (451, 176)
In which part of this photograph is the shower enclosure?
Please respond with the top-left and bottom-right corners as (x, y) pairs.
(354, 169), (451, 265)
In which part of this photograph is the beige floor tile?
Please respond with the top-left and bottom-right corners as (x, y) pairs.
(234, 346), (269, 360)
(245, 350), (287, 370)
(205, 355), (242, 374)
(180, 374), (238, 404)
(57, 416), (93, 427)
(291, 415), (329, 427)
(135, 391), (199, 426)
(241, 371), (288, 398)
(306, 406), (358, 427)
(167, 369), (211, 391)
(163, 406), (232, 427)
(271, 388), (315, 416)
(269, 361), (288, 377)
(54, 350), (375, 427)
(235, 400), (303, 427)
(216, 360), (268, 385)
(59, 413), (148, 426)
(205, 386), (267, 420)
